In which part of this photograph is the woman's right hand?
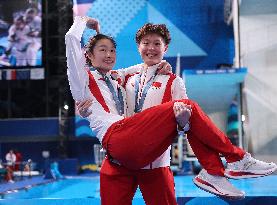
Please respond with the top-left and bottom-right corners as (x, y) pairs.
(173, 102), (192, 128)
(85, 17), (100, 34)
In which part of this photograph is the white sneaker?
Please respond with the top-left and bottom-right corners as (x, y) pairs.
(8, 180), (15, 183)
(225, 153), (277, 179)
(193, 169), (245, 200)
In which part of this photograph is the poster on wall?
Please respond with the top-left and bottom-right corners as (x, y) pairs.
(0, 0), (44, 80)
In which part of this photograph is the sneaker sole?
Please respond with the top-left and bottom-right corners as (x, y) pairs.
(225, 166), (277, 179)
(193, 177), (245, 200)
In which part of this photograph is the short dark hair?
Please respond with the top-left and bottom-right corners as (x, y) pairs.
(135, 23), (171, 45)
(85, 34), (116, 67)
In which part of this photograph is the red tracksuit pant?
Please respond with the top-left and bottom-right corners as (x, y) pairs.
(102, 99), (245, 175)
(100, 159), (177, 205)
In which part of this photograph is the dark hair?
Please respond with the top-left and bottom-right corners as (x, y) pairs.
(85, 34), (116, 67)
(135, 23), (171, 45)
(14, 15), (24, 23)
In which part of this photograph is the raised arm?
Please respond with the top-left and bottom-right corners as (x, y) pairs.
(65, 16), (99, 102)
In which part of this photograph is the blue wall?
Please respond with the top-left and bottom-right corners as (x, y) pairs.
(75, 0), (234, 70)
(0, 118), (59, 137)
(0, 138), (100, 172)
(0, 118), (75, 138)
(0, 118), (100, 171)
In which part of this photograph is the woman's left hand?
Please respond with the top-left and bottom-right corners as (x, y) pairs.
(76, 99), (93, 118)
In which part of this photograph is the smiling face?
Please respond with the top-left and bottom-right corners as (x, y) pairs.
(136, 23), (171, 67)
(87, 38), (116, 73)
(138, 33), (168, 66)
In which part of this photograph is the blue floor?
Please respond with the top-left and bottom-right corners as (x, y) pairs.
(0, 174), (276, 205)
(0, 176), (53, 194)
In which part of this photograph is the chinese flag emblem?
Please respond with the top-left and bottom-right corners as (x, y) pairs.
(152, 81), (162, 89)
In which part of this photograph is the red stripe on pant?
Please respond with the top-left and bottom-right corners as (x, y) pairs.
(102, 99), (245, 174)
